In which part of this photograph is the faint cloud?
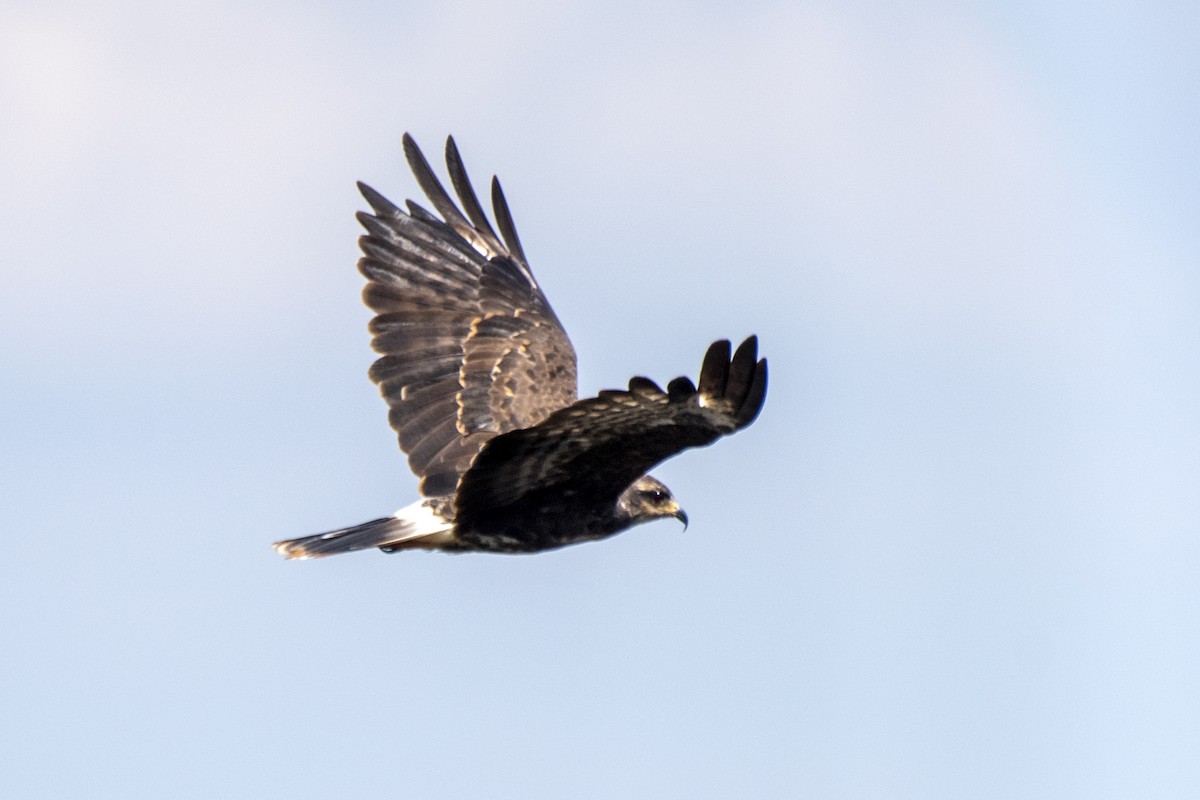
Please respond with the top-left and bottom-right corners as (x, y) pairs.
(0, 7), (119, 188)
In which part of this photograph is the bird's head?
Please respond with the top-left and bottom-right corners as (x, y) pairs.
(617, 475), (688, 530)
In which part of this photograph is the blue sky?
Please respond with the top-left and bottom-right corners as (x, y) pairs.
(2, 1), (1198, 797)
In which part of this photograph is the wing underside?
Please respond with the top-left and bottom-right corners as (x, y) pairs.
(356, 134), (578, 494)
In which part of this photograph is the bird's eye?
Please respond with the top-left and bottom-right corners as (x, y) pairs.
(647, 489), (667, 505)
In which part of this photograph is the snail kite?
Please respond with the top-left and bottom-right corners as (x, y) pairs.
(273, 135), (767, 558)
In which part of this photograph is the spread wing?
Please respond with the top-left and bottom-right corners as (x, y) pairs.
(357, 134), (578, 496)
(454, 337), (767, 526)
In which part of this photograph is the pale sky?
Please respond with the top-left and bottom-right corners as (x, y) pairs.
(2, 1), (1198, 798)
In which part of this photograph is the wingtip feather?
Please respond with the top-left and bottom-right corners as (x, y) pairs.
(697, 339), (732, 398)
(666, 376), (697, 401)
(736, 358), (768, 426)
(491, 177), (528, 265)
(358, 182), (401, 217)
(445, 136), (503, 251)
(726, 336), (758, 399)
(401, 131), (419, 160)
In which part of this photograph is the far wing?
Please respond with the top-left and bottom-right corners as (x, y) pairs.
(454, 337), (767, 525)
(358, 134), (578, 496)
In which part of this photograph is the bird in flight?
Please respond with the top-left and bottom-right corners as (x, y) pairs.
(273, 134), (767, 558)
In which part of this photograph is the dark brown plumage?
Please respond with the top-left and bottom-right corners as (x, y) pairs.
(273, 134), (767, 559)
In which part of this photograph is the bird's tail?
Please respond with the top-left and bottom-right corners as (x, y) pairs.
(273, 500), (454, 559)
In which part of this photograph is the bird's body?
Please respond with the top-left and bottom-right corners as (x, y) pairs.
(273, 135), (766, 559)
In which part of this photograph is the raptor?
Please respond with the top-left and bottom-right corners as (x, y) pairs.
(274, 135), (767, 558)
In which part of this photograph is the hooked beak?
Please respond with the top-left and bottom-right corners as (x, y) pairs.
(673, 508), (689, 531)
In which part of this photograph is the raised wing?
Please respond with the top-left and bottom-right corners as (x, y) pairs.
(454, 337), (767, 526)
(357, 134), (578, 496)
